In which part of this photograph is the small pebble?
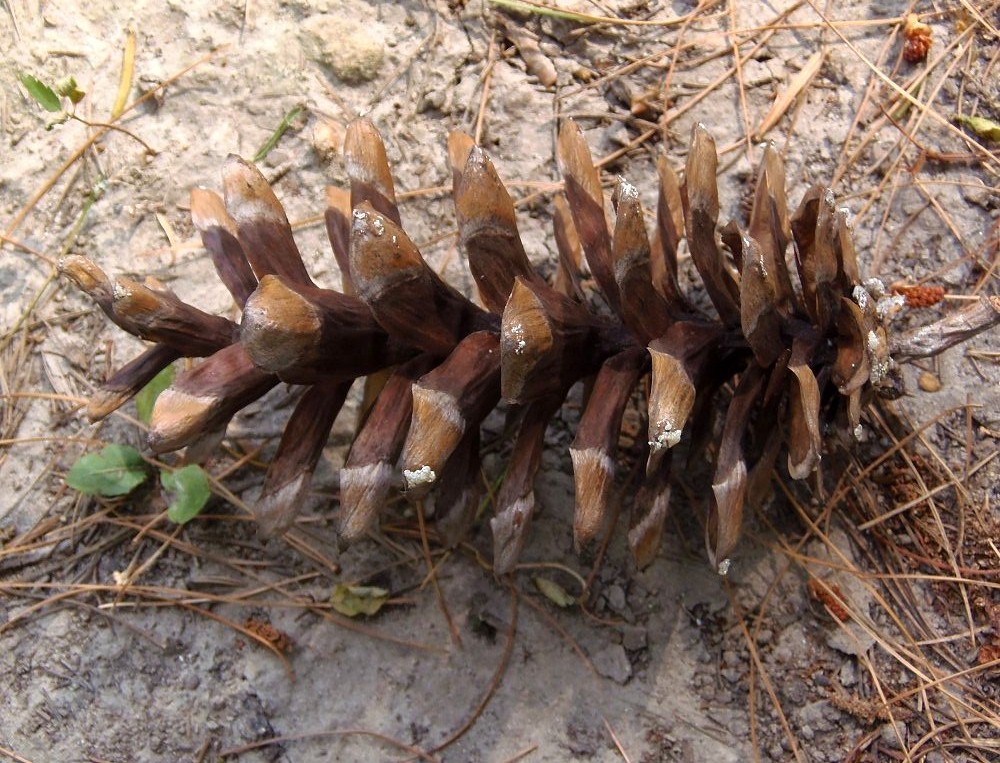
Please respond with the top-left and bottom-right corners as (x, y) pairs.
(592, 643), (632, 684)
(918, 371), (941, 392)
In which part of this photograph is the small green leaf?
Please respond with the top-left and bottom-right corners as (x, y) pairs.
(162, 464), (211, 524)
(330, 584), (389, 617)
(135, 363), (175, 423)
(66, 443), (148, 497)
(19, 73), (62, 113)
(252, 104), (305, 163)
(957, 115), (1000, 142)
(533, 576), (576, 607)
(55, 76), (86, 105)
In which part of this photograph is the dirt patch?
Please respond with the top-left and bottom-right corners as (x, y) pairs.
(2, 1), (998, 761)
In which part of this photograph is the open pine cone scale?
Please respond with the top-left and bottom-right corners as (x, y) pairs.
(62, 118), (1000, 575)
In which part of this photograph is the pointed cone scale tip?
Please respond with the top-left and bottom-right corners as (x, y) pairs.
(147, 387), (215, 453)
(349, 204), (431, 306)
(255, 474), (309, 537)
(338, 461), (395, 542)
(86, 389), (132, 422)
(190, 187), (234, 233)
(344, 118), (396, 195)
(570, 446), (615, 551)
(500, 281), (554, 401)
(490, 494), (534, 575)
(240, 276), (319, 373)
(60, 255), (110, 293)
(222, 154), (286, 225)
(400, 386), (465, 490)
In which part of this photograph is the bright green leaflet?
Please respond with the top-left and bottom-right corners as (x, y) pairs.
(330, 584), (389, 617)
(66, 443), (149, 497)
(162, 464), (211, 524)
(19, 73), (61, 113)
(135, 363), (175, 423)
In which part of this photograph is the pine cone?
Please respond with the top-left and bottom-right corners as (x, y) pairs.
(62, 118), (1000, 574)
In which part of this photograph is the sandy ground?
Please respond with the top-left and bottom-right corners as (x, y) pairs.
(1, 1), (998, 761)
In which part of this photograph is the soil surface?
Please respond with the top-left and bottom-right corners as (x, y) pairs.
(2, 2), (998, 762)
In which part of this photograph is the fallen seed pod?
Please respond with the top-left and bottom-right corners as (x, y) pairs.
(63, 118), (1000, 575)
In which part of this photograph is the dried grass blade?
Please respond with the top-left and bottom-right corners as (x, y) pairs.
(753, 50), (824, 141)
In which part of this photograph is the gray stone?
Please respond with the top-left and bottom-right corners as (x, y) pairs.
(606, 584), (627, 614)
(621, 625), (647, 651)
(839, 659), (858, 687)
(301, 14), (384, 84)
(592, 643), (632, 684)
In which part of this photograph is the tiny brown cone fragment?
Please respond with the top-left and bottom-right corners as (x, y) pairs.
(190, 188), (258, 307)
(557, 119), (621, 313)
(222, 155), (314, 286)
(344, 118), (402, 226)
(610, 177), (672, 342)
(570, 347), (647, 554)
(455, 146), (543, 313)
(87, 344), (181, 421)
(148, 343), (277, 453)
(240, 274), (411, 384)
(707, 364), (765, 574)
(350, 202), (496, 357)
(491, 394), (564, 574)
(500, 277), (627, 404)
(338, 356), (434, 542)
(400, 331), (501, 497)
(255, 381), (352, 536)
(683, 124), (741, 326)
